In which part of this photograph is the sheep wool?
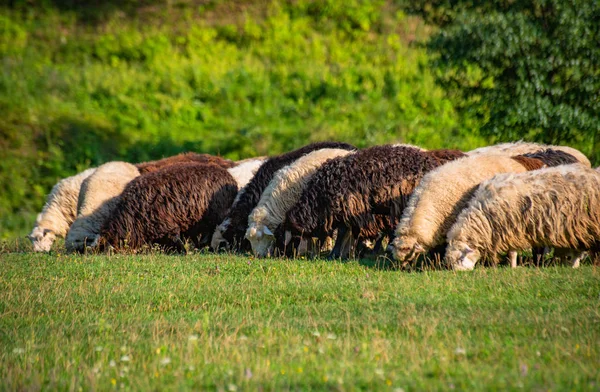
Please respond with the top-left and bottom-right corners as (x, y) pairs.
(467, 141), (591, 167)
(28, 167), (97, 252)
(101, 162), (238, 252)
(246, 148), (355, 257)
(391, 149), (579, 263)
(136, 152), (235, 174)
(211, 141), (355, 252)
(65, 162), (140, 252)
(445, 164), (600, 270)
(227, 158), (267, 189)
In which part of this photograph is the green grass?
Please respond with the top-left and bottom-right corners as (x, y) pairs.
(1, 251), (599, 390)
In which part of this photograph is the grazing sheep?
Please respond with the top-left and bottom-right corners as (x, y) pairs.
(28, 168), (97, 252)
(445, 164), (600, 270)
(211, 141), (356, 252)
(65, 162), (140, 252)
(281, 145), (466, 259)
(101, 163), (238, 251)
(135, 152), (235, 174)
(390, 149), (580, 265)
(246, 148), (355, 257)
(468, 141), (591, 167)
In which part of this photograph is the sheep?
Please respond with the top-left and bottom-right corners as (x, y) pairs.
(28, 167), (97, 252)
(227, 157), (267, 189)
(445, 164), (600, 270)
(210, 141), (356, 252)
(100, 162), (239, 252)
(281, 145), (466, 259)
(468, 141), (591, 167)
(65, 162), (141, 252)
(390, 149), (580, 266)
(245, 148), (355, 257)
(135, 152), (235, 174)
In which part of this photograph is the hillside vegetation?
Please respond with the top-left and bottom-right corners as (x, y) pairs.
(1, 0), (482, 238)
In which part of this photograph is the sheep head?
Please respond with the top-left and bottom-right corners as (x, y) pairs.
(28, 226), (56, 252)
(245, 224), (276, 257)
(389, 236), (425, 263)
(445, 241), (480, 271)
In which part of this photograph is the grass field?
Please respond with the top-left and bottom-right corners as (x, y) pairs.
(1, 249), (599, 391)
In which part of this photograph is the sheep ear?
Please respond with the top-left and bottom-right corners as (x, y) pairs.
(284, 231), (292, 246)
(263, 226), (274, 236)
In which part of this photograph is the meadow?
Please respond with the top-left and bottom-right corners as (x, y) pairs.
(1, 244), (599, 390)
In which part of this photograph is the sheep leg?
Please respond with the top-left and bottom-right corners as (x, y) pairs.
(531, 247), (546, 266)
(508, 250), (518, 268)
(571, 252), (586, 268)
(328, 225), (348, 260)
(170, 232), (187, 254)
(329, 226), (353, 260)
(371, 234), (386, 255)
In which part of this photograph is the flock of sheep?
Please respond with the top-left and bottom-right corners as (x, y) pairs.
(28, 141), (600, 270)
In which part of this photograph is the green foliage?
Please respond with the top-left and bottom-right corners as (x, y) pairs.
(0, 1), (482, 238)
(1, 253), (599, 389)
(405, 0), (600, 160)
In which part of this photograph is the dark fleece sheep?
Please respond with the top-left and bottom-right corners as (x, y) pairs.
(518, 149), (580, 167)
(136, 152), (235, 174)
(281, 145), (466, 258)
(101, 162), (238, 252)
(212, 141), (356, 252)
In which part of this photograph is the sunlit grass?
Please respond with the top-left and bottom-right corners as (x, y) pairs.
(1, 250), (598, 390)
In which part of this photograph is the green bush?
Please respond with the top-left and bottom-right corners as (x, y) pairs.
(0, 1), (482, 239)
(405, 0), (600, 161)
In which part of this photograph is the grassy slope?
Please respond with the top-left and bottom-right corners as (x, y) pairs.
(1, 252), (598, 390)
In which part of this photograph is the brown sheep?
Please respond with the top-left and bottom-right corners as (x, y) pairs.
(135, 152), (235, 174)
(100, 162), (238, 252)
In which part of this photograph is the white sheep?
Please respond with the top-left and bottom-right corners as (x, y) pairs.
(28, 167), (97, 252)
(445, 164), (600, 270)
(467, 141), (591, 167)
(245, 148), (355, 257)
(389, 149), (580, 266)
(228, 157), (267, 189)
(65, 162), (140, 252)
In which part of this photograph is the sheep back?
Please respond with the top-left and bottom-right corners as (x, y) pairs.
(227, 158), (267, 189)
(135, 152), (235, 175)
(467, 142), (591, 167)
